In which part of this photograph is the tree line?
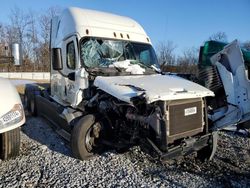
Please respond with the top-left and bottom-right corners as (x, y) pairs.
(0, 7), (249, 74)
(0, 6), (61, 72)
(157, 31), (250, 75)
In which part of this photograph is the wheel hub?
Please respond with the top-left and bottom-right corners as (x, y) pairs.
(85, 122), (102, 152)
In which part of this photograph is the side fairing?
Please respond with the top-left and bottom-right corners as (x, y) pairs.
(209, 40), (250, 130)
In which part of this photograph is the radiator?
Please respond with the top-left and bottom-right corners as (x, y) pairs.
(165, 98), (204, 143)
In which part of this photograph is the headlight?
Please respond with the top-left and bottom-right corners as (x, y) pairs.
(0, 104), (24, 128)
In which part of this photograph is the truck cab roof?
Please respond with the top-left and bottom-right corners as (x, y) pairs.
(52, 7), (151, 47)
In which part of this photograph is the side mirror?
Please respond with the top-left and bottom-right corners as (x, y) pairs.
(52, 48), (63, 70)
(68, 72), (75, 81)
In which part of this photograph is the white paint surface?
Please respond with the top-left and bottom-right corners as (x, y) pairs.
(52, 7), (150, 48)
(0, 78), (25, 133)
(94, 74), (214, 104)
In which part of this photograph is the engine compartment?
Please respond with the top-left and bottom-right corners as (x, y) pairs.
(82, 86), (213, 160)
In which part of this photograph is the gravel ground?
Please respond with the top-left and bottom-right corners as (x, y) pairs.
(0, 115), (250, 188)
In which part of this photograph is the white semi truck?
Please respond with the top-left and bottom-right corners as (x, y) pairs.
(25, 7), (250, 161)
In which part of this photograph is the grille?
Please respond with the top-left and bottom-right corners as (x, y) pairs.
(198, 66), (223, 93)
(166, 98), (204, 143)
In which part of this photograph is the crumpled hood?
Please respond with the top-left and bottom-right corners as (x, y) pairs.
(94, 74), (214, 103)
(0, 78), (22, 117)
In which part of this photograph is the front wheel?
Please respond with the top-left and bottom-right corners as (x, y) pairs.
(0, 128), (21, 160)
(71, 115), (104, 160)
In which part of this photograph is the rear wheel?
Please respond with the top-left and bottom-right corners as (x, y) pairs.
(0, 128), (21, 160)
(24, 87), (31, 111)
(25, 85), (38, 116)
(24, 93), (29, 111)
(30, 96), (37, 116)
(71, 114), (104, 160)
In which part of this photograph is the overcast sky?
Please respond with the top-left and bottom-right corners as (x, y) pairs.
(0, 0), (249, 55)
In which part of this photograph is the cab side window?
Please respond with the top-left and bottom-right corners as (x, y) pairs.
(66, 41), (76, 69)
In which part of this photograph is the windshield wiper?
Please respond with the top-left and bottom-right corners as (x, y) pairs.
(87, 66), (125, 77)
(113, 65), (123, 72)
(150, 64), (162, 74)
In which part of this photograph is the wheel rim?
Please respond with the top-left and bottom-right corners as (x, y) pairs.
(85, 122), (101, 152)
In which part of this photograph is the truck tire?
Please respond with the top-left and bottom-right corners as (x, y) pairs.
(197, 131), (218, 162)
(24, 87), (31, 111)
(25, 85), (38, 116)
(0, 128), (20, 160)
(71, 114), (103, 160)
(30, 96), (37, 116)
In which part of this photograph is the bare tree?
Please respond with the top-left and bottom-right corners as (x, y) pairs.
(0, 23), (6, 55)
(38, 7), (62, 71)
(209, 32), (228, 42)
(176, 47), (199, 75)
(40, 7), (61, 43)
(0, 23), (4, 41)
(8, 6), (34, 66)
(0, 6), (62, 72)
(9, 7), (32, 43)
(156, 40), (176, 71)
(24, 10), (40, 68)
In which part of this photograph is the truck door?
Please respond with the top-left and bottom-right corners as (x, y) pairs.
(61, 36), (79, 105)
(62, 36), (88, 107)
(66, 37), (77, 104)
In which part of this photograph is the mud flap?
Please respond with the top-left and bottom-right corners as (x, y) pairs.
(196, 131), (218, 162)
(208, 131), (218, 160)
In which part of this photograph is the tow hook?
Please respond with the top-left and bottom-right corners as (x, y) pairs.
(183, 137), (196, 148)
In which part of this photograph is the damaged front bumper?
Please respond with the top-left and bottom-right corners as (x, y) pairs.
(146, 132), (218, 162)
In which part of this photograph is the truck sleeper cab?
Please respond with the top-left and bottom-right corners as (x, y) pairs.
(25, 7), (217, 161)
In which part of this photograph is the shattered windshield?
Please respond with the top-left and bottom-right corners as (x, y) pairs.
(80, 38), (159, 74)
